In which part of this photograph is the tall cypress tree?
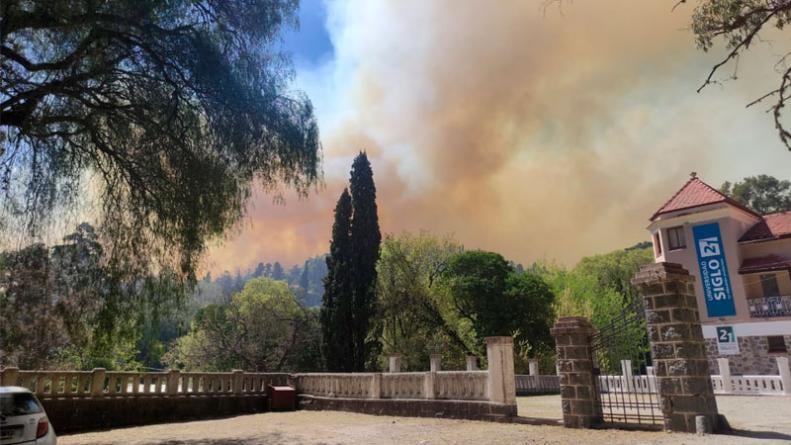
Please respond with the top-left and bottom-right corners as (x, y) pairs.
(321, 188), (353, 371)
(349, 152), (381, 371)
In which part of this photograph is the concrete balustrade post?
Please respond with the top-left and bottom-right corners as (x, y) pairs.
(621, 359), (635, 393)
(167, 370), (181, 395)
(551, 317), (598, 428)
(632, 262), (719, 433)
(424, 371), (435, 400)
(388, 354), (402, 373)
(717, 358), (732, 394)
(232, 369), (243, 394)
(370, 373), (382, 399)
(91, 368), (106, 397)
(485, 336), (516, 406)
(1, 367), (19, 386)
(430, 354), (442, 372)
(777, 357), (791, 395)
(466, 355), (478, 371)
(528, 359), (539, 376)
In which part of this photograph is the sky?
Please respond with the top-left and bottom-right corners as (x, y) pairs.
(205, 0), (791, 275)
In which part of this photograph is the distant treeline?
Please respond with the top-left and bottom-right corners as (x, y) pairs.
(195, 256), (328, 308)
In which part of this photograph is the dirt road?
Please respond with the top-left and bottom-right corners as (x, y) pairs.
(60, 395), (791, 445)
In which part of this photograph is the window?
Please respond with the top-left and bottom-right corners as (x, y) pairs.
(767, 336), (788, 353)
(666, 226), (686, 250)
(653, 232), (662, 256)
(0, 393), (43, 417)
(761, 274), (780, 298)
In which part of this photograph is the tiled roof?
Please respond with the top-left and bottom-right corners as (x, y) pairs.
(650, 175), (759, 221)
(738, 254), (791, 274)
(739, 211), (791, 243)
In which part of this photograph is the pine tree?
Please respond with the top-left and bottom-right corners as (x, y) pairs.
(272, 262), (285, 281)
(349, 152), (381, 371)
(321, 189), (354, 371)
(299, 260), (311, 304)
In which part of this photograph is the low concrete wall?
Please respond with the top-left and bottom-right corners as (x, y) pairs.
(297, 394), (517, 421)
(43, 394), (269, 434)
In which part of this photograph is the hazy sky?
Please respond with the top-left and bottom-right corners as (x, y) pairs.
(205, 0), (791, 274)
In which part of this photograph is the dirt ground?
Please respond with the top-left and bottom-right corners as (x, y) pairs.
(60, 395), (791, 445)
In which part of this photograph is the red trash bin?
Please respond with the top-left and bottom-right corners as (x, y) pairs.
(267, 384), (297, 411)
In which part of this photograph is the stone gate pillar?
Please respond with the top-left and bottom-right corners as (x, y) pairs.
(632, 262), (720, 433)
(485, 336), (516, 406)
(551, 317), (598, 428)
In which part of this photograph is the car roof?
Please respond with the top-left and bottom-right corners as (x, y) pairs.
(0, 386), (33, 394)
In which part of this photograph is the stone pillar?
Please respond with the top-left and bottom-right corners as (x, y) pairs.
(528, 359), (539, 376)
(632, 262), (719, 433)
(466, 355), (478, 371)
(388, 354), (402, 373)
(91, 368), (106, 397)
(485, 336), (516, 405)
(430, 354), (442, 372)
(777, 357), (791, 395)
(167, 369), (181, 395)
(717, 358), (732, 394)
(370, 373), (382, 399)
(0, 367), (19, 386)
(551, 317), (598, 428)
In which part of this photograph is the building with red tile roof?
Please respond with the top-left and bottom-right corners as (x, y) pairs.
(739, 211), (791, 243)
(647, 173), (791, 375)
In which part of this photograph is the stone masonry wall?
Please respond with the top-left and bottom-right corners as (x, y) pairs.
(705, 335), (791, 375)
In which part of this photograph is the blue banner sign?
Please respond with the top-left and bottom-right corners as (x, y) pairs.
(692, 223), (736, 317)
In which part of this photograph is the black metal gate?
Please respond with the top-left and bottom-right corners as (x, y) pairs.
(590, 298), (662, 429)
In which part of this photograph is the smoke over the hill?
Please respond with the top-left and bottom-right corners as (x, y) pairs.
(206, 0), (790, 273)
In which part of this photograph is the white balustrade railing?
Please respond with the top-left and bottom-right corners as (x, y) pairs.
(597, 374), (657, 394)
(4, 356), (787, 401)
(747, 295), (791, 318)
(514, 374), (559, 394)
(0, 368), (290, 399)
(292, 373), (376, 399)
(293, 370), (489, 401)
(1, 367), (496, 403)
(595, 357), (789, 396)
(711, 356), (789, 396)
(434, 371), (488, 400)
(381, 372), (425, 399)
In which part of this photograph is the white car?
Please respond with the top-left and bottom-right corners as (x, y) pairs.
(0, 387), (56, 445)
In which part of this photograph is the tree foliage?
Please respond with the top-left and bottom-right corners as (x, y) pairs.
(1, 0), (321, 278)
(574, 246), (654, 305)
(721, 174), (791, 213)
(442, 250), (555, 361)
(321, 188), (353, 371)
(686, 0), (791, 151)
(348, 152), (381, 371)
(320, 153), (381, 371)
(538, 244), (655, 373)
(0, 223), (186, 369)
(164, 277), (321, 371)
(0, 243), (64, 368)
(375, 232), (470, 370)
